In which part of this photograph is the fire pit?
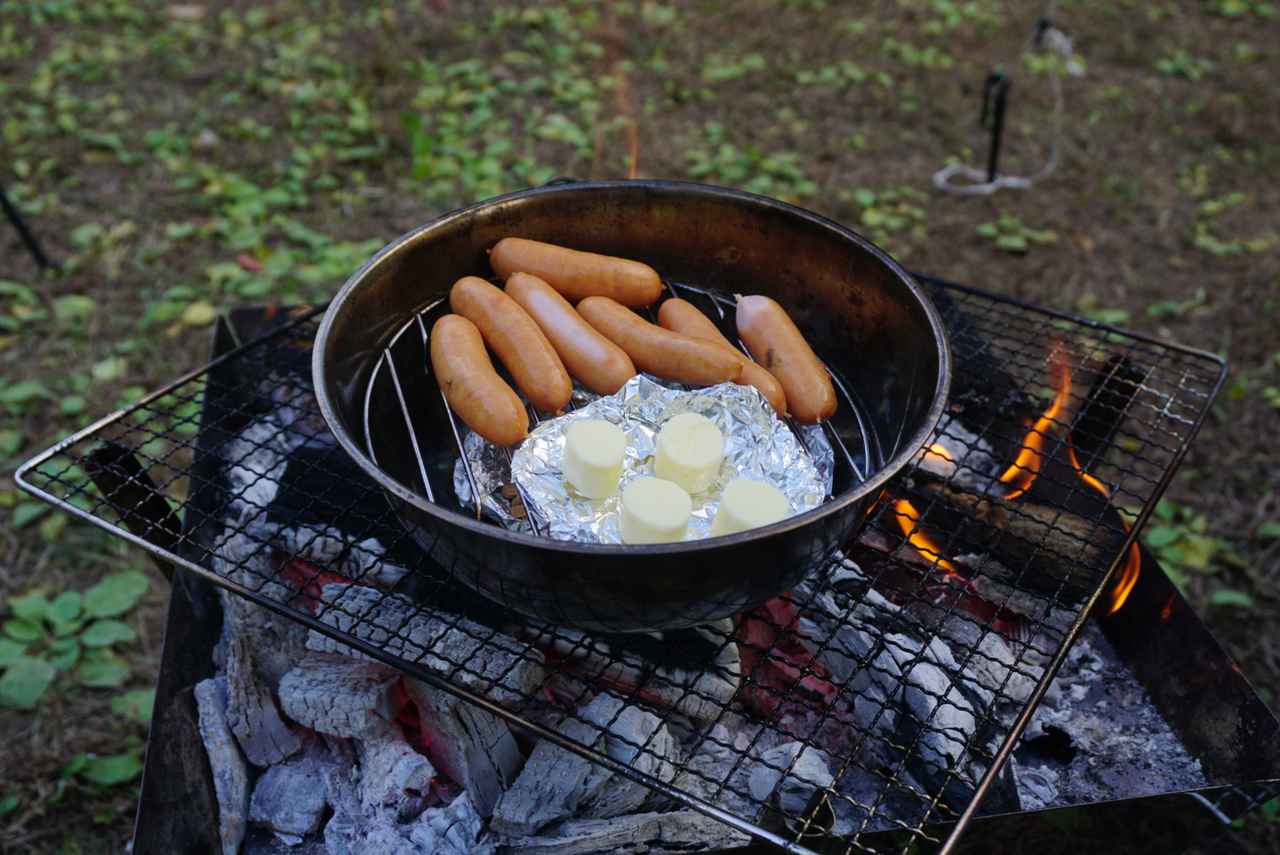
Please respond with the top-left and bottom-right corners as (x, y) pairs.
(17, 274), (1278, 854)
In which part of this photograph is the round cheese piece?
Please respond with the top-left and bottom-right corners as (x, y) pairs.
(562, 419), (627, 499)
(654, 412), (724, 494)
(710, 477), (791, 536)
(619, 477), (692, 544)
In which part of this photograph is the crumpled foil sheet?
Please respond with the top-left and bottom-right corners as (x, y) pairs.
(454, 374), (833, 542)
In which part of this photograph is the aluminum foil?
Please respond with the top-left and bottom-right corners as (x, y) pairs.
(454, 375), (833, 542)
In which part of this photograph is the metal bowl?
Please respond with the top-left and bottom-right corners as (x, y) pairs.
(313, 180), (950, 632)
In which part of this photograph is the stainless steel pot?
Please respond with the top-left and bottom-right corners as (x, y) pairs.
(313, 180), (950, 632)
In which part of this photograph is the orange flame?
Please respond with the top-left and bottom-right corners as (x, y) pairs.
(922, 442), (956, 468)
(1066, 443), (1142, 615)
(999, 349), (1072, 500)
(893, 499), (958, 577)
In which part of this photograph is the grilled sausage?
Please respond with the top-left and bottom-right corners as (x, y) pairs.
(449, 276), (572, 413)
(429, 315), (528, 447)
(505, 272), (637, 395)
(735, 295), (837, 424)
(577, 296), (741, 387)
(489, 237), (663, 307)
(657, 298), (789, 416)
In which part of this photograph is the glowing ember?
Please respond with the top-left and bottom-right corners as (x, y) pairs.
(892, 499), (958, 576)
(922, 442), (956, 468)
(999, 348), (1073, 500)
(1065, 444), (1142, 615)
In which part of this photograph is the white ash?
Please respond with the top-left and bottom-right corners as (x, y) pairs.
(577, 694), (681, 819)
(355, 723), (437, 821)
(748, 743), (842, 830)
(304, 583), (545, 705)
(324, 784), (492, 855)
(495, 809), (750, 855)
(1014, 624), (1206, 809)
(278, 656), (399, 739)
(226, 635), (303, 768)
(249, 742), (333, 845)
(223, 417), (299, 523)
(1010, 759), (1060, 811)
(264, 523), (409, 589)
(195, 676), (250, 855)
(518, 618), (740, 723)
(402, 678), (522, 819)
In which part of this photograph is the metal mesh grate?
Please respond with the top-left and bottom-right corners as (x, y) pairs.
(16, 277), (1224, 854)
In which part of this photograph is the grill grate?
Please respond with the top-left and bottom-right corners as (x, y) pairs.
(16, 276), (1225, 854)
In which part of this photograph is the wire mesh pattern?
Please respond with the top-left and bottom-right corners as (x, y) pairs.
(16, 278), (1224, 854)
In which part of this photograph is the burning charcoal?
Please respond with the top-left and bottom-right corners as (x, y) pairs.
(748, 742), (835, 821)
(249, 742), (332, 845)
(497, 809), (750, 855)
(405, 792), (492, 854)
(225, 635), (303, 767)
(578, 694), (681, 818)
(490, 713), (610, 836)
(278, 656), (399, 739)
(905, 604), (1037, 707)
(880, 633), (978, 772)
(836, 767), (930, 833)
(194, 676), (250, 855)
(402, 679), (523, 818)
(356, 725), (437, 821)
(912, 415), (1000, 493)
(674, 723), (767, 819)
(267, 523), (409, 589)
(519, 619), (739, 723)
(223, 418), (296, 519)
(304, 584), (545, 705)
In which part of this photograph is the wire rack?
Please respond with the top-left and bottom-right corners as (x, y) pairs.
(15, 276), (1225, 854)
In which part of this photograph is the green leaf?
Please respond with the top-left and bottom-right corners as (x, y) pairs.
(0, 793), (19, 817)
(80, 752), (143, 786)
(1210, 589), (1255, 608)
(82, 571), (148, 618)
(180, 301), (218, 326)
(53, 295), (96, 322)
(0, 428), (23, 457)
(0, 656), (57, 709)
(111, 688), (155, 724)
(3, 619), (42, 643)
(1143, 525), (1181, 548)
(975, 222), (998, 238)
(47, 591), (82, 624)
(70, 223), (104, 248)
(60, 395), (87, 415)
(47, 637), (80, 670)
(1155, 498), (1178, 521)
(1256, 521), (1280, 540)
(91, 356), (128, 383)
(12, 502), (49, 529)
(76, 649), (130, 687)
(61, 754), (89, 778)
(0, 639), (29, 667)
(0, 380), (52, 405)
(1180, 533), (1220, 570)
(8, 591), (49, 621)
(996, 233), (1029, 253)
(80, 619), (137, 648)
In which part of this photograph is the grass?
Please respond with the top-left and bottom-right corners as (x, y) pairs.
(1, 1), (1278, 852)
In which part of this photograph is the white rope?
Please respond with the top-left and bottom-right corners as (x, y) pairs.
(932, 2), (1077, 196)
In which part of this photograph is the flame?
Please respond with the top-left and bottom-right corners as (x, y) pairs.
(922, 442), (956, 468)
(1066, 443), (1142, 615)
(893, 499), (958, 577)
(999, 348), (1072, 500)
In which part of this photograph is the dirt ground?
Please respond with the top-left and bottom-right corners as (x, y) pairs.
(1, 1), (1277, 852)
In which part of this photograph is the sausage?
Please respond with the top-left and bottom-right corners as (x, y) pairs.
(657, 298), (789, 416)
(735, 295), (837, 424)
(489, 237), (663, 307)
(505, 272), (637, 395)
(576, 296), (742, 387)
(449, 276), (572, 413)
(429, 315), (528, 447)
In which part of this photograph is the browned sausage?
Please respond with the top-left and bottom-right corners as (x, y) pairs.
(449, 276), (572, 413)
(429, 315), (528, 447)
(576, 296), (742, 387)
(657, 298), (789, 416)
(505, 272), (637, 395)
(735, 295), (837, 424)
(489, 237), (663, 307)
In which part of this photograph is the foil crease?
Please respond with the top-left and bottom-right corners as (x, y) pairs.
(454, 375), (833, 542)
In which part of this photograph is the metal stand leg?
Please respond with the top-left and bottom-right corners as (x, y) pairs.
(0, 183), (55, 270)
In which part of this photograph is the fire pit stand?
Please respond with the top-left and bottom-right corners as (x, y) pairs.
(15, 275), (1244, 854)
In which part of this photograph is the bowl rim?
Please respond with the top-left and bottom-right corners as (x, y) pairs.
(312, 179), (951, 556)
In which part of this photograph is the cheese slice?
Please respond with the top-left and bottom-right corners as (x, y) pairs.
(654, 412), (724, 494)
(710, 477), (791, 536)
(620, 477), (692, 543)
(562, 419), (627, 499)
